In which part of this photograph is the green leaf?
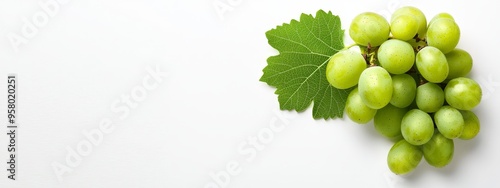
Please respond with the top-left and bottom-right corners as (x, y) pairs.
(260, 10), (352, 119)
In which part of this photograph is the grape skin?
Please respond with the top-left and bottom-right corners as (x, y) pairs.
(434, 106), (465, 139)
(326, 50), (367, 89)
(459, 110), (480, 140)
(358, 66), (393, 109)
(345, 88), (377, 124)
(423, 131), (454, 168)
(427, 18), (460, 54)
(392, 6), (427, 38)
(416, 46), (449, 83)
(390, 14), (419, 41)
(416, 82), (445, 113)
(445, 49), (473, 80)
(401, 109), (435, 145)
(387, 139), (423, 175)
(349, 12), (390, 47)
(374, 104), (406, 139)
(377, 39), (415, 74)
(390, 74), (417, 108)
(445, 77), (482, 110)
(428, 13), (455, 29)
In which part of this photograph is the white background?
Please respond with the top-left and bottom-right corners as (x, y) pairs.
(0, 0), (499, 187)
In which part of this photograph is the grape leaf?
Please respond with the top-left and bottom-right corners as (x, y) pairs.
(260, 10), (352, 119)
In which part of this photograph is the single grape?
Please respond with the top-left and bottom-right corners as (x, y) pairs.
(392, 6), (427, 38)
(416, 46), (449, 83)
(390, 74), (417, 108)
(377, 39), (415, 74)
(423, 131), (454, 168)
(434, 106), (465, 139)
(445, 77), (482, 110)
(374, 104), (407, 139)
(387, 139), (423, 175)
(459, 110), (480, 140)
(445, 49), (473, 80)
(428, 13), (455, 28)
(416, 82), (445, 113)
(427, 18), (460, 54)
(349, 12), (390, 47)
(326, 50), (367, 89)
(401, 109), (434, 145)
(358, 66), (393, 109)
(390, 14), (419, 41)
(345, 88), (377, 124)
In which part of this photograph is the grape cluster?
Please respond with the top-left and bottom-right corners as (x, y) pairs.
(326, 7), (482, 175)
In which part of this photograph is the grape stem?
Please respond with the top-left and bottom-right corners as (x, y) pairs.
(368, 52), (377, 66)
(349, 38), (436, 85)
(364, 43), (379, 66)
(351, 43), (376, 66)
(413, 34), (422, 42)
(411, 36), (428, 52)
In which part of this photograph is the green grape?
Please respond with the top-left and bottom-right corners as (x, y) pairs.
(423, 131), (454, 168)
(416, 46), (449, 83)
(459, 110), (480, 140)
(390, 14), (419, 41)
(390, 74), (417, 108)
(326, 50), (367, 89)
(358, 66), (393, 109)
(392, 6), (427, 38)
(401, 109), (434, 145)
(374, 104), (407, 139)
(416, 82), (445, 113)
(434, 106), (464, 139)
(445, 77), (482, 110)
(349, 12), (390, 47)
(377, 39), (415, 74)
(445, 49), (473, 80)
(428, 13), (454, 28)
(387, 139), (423, 175)
(427, 18), (460, 54)
(345, 88), (377, 124)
